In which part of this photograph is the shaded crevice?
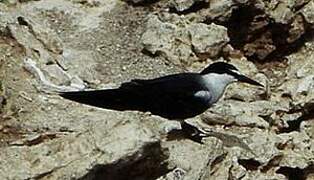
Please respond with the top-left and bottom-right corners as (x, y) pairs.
(258, 114), (275, 127)
(1, 27), (26, 55)
(33, 170), (54, 180)
(277, 167), (305, 180)
(210, 152), (227, 170)
(302, 102), (314, 120)
(10, 133), (60, 147)
(265, 17), (314, 61)
(17, 16), (29, 26)
(279, 118), (303, 133)
(218, 4), (314, 62)
(141, 48), (162, 58)
(220, 5), (267, 49)
(278, 102), (314, 133)
(0, 96), (6, 113)
(169, 1), (209, 15)
(122, 0), (160, 7)
(79, 142), (170, 180)
(276, 165), (314, 180)
(293, 1), (312, 12)
(0, 31), (27, 147)
(261, 155), (283, 172)
(0, 125), (25, 147)
(227, 165), (232, 180)
(0, 83), (6, 114)
(238, 159), (261, 171)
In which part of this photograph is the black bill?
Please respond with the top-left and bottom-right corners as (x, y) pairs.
(237, 75), (264, 87)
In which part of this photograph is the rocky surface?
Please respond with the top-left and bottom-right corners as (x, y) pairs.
(141, 14), (229, 65)
(0, 0), (314, 180)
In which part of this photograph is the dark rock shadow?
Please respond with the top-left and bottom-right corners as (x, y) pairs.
(78, 142), (170, 180)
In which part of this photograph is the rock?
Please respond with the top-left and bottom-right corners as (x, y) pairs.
(141, 15), (179, 60)
(1, 0), (314, 179)
(205, 0), (235, 21)
(16, 16), (63, 54)
(241, 172), (286, 180)
(62, 49), (102, 85)
(243, 31), (276, 60)
(0, 117), (162, 180)
(141, 14), (198, 65)
(23, 58), (84, 92)
(42, 64), (71, 86)
(122, 0), (152, 4)
(277, 131), (313, 169)
(142, 15), (229, 65)
(188, 23), (229, 57)
(268, 2), (294, 24)
(296, 75), (314, 94)
(300, 0), (314, 24)
(170, 0), (209, 12)
(162, 137), (225, 180)
(168, 0), (237, 23)
(170, 0), (198, 12)
(157, 168), (186, 180)
(219, 0), (314, 61)
(70, 0), (101, 7)
(287, 15), (305, 43)
(0, 0), (18, 6)
(8, 24), (54, 65)
(202, 100), (273, 128)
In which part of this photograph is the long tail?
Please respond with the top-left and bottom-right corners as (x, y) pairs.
(59, 89), (147, 111)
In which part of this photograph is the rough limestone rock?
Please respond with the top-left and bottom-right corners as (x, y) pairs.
(0, 118), (160, 179)
(0, 0), (314, 179)
(188, 23), (229, 56)
(141, 15), (229, 65)
(170, 0), (209, 12)
(300, 0), (314, 24)
(170, 0), (197, 12)
(122, 0), (152, 4)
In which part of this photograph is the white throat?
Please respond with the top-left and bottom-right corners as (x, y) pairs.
(201, 73), (236, 103)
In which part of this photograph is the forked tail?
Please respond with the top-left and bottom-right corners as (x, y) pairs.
(59, 89), (147, 111)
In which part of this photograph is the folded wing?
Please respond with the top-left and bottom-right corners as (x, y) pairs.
(59, 73), (212, 119)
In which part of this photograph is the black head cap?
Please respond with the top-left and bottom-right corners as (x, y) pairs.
(200, 62), (238, 75)
(201, 62), (264, 87)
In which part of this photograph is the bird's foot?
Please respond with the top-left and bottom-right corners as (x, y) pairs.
(181, 121), (211, 144)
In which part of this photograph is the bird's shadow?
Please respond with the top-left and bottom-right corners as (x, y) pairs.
(166, 129), (189, 142)
(165, 128), (205, 144)
(165, 128), (255, 155)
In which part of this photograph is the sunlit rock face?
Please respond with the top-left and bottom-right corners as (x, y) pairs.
(0, 0), (314, 179)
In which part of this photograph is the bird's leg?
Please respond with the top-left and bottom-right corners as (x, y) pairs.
(180, 121), (210, 144)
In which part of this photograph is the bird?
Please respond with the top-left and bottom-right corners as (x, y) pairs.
(59, 62), (263, 142)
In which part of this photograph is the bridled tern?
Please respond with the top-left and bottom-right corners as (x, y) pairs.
(60, 62), (263, 142)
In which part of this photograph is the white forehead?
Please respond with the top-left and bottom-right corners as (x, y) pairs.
(204, 72), (236, 79)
